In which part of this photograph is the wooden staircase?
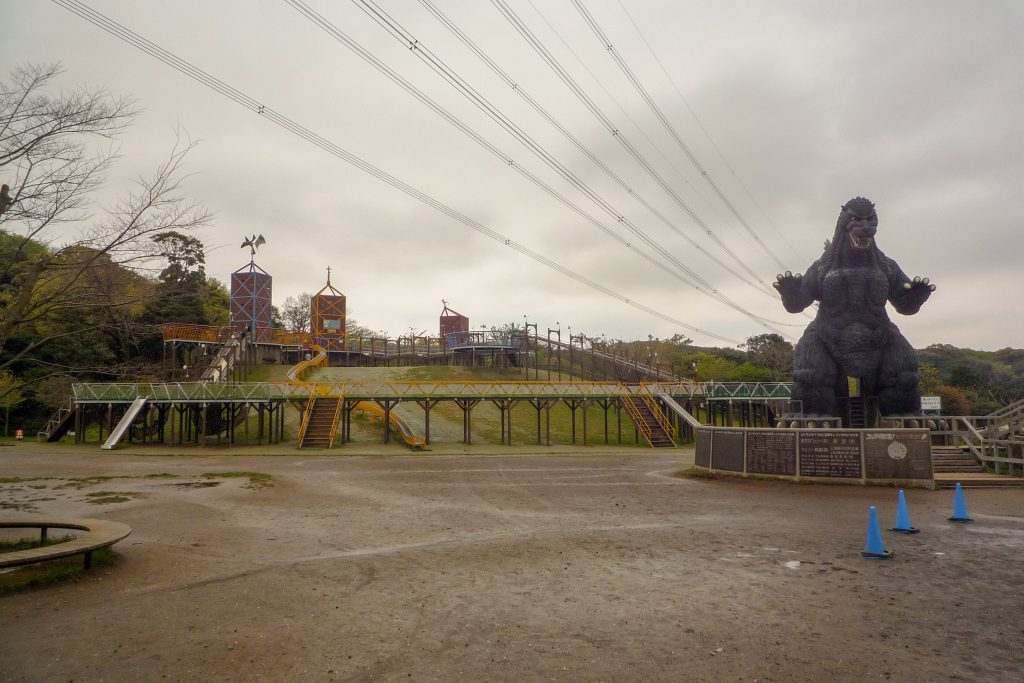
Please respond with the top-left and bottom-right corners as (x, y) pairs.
(932, 444), (1024, 488)
(622, 395), (675, 447)
(298, 396), (343, 449)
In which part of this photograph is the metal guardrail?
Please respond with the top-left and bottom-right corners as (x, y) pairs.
(701, 382), (794, 399)
(73, 382), (312, 403)
(73, 380), (709, 403)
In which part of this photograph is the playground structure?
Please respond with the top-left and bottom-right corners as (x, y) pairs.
(30, 250), (1024, 483)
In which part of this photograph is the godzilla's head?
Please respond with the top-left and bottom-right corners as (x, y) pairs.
(835, 197), (878, 251)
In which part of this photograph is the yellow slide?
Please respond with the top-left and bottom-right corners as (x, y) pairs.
(353, 401), (427, 449)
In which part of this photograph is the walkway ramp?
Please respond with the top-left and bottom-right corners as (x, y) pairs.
(100, 397), (147, 450)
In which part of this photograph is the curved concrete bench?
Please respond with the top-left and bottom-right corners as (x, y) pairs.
(0, 518), (131, 570)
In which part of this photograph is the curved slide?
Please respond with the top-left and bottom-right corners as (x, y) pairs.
(353, 401), (426, 449)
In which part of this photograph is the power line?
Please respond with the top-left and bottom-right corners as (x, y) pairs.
(491, 0), (776, 295)
(613, 0), (810, 263)
(419, 0), (730, 234)
(50, 0), (746, 345)
(522, 0), (730, 231)
(571, 0), (787, 270)
(416, 0), (787, 302)
(285, 0), (795, 335)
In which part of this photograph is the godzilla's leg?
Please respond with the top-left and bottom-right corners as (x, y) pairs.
(792, 326), (839, 415)
(877, 327), (921, 415)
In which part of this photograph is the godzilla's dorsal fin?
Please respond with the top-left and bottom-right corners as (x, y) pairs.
(823, 239), (831, 252)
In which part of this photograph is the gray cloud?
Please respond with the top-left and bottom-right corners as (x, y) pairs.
(4, 0), (1021, 349)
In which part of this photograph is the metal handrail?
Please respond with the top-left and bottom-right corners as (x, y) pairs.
(37, 403), (73, 441)
(701, 382), (794, 399)
(639, 383), (676, 442)
(620, 395), (653, 447)
(296, 392), (317, 445)
(328, 395), (345, 447)
(71, 380), (713, 402)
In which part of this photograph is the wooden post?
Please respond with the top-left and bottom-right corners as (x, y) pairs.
(581, 399), (588, 446)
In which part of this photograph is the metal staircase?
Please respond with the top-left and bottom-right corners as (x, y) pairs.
(297, 395), (343, 449)
(847, 397), (867, 428)
(622, 390), (675, 448)
(37, 402), (76, 442)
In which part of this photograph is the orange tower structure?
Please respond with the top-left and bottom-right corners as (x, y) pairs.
(311, 268), (346, 351)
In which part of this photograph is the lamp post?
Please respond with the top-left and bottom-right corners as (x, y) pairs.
(524, 315), (538, 380)
(546, 323), (561, 381)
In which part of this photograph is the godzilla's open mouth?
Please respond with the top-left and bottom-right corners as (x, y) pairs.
(849, 233), (873, 249)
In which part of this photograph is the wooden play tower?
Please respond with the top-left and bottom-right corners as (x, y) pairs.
(439, 300), (469, 341)
(311, 268), (346, 351)
(230, 241), (273, 343)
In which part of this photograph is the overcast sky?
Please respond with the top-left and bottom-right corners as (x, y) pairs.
(5, 1), (1023, 349)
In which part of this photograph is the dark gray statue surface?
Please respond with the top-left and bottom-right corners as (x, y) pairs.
(774, 197), (935, 417)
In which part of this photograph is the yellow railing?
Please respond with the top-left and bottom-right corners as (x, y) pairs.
(639, 384), (676, 443)
(328, 396), (345, 447)
(621, 395), (654, 447)
(271, 330), (311, 346)
(296, 392), (317, 445)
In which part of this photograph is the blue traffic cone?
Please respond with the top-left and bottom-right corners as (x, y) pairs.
(949, 482), (973, 523)
(889, 489), (920, 534)
(861, 505), (893, 559)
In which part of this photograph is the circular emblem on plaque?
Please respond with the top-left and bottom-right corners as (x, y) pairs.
(887, 441), (907, 460)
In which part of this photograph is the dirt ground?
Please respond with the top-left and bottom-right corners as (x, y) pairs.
(1, 443), (1022, 682)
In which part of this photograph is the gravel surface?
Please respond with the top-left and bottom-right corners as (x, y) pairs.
(1, 446), (1022, 681)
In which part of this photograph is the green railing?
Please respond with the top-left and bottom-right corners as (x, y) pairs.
(701, 382), (793, 399)
(73, 380), (707, 403)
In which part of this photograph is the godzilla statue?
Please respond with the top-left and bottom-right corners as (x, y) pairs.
(774, 197), (935, 421)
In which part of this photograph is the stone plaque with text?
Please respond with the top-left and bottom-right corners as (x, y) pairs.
(799, 431), (862, 478)
(863, 430), (933, 479)
(712, 430), (745, 472)
(746, 431), (797, 475)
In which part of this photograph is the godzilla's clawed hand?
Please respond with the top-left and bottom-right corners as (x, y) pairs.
(900, 276), (935, 309)
(902, 276), (936, 293)
(773, 271), (803, 298)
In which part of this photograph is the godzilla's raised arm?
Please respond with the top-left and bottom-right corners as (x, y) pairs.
(886, 256), (935, 315)
(774, 262), (820, 313)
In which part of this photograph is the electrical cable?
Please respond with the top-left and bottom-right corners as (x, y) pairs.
(417, 0), (799, 308)
(50, 0), (748, 345)
(285, 0), (795, 335)
(491, 0), (777, 295)
(613, 0), (811, 262)
(571, 0), (788, 270)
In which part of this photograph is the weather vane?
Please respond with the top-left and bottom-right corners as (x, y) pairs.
(241, 233), (266, 258)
